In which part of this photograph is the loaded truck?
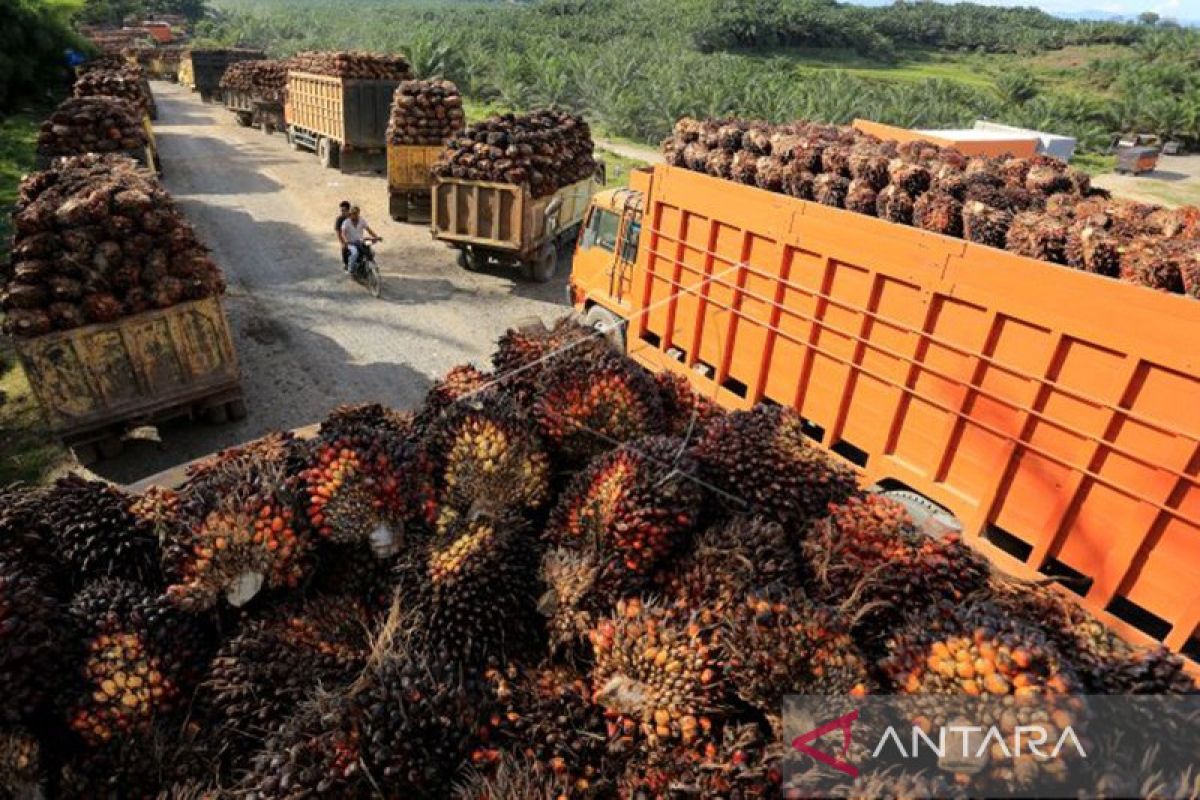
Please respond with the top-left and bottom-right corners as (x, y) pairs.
(223, 89), (284, 134)
(181, 49), (265, 103)
(13, 297), (245, 464)
(568, 163), (1200, 670)
(387, 143), (442, 224)
(432, 170), (604, 282)
(285, 72), (399, 173)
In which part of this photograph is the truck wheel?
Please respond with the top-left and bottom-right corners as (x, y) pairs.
(390, 193), (409, 222)
(524, 243), (558, 283)
(97, 435), (125, 459)
(204, 404), (229, 425)
(227, 398), (248, 421)
(318, 138), (340, 169)
(585, 305), (626, 351)
(457, 247), (485, 272)
(235, 112), (252, 127)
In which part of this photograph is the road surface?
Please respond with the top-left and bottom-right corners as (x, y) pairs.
(95, 81), (573, 483)
(1092, 153), (1200, 209)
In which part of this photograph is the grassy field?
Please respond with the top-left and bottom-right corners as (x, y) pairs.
(0, 106), (69, 485)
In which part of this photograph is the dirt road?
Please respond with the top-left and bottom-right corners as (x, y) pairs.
(1092, 153), (1200, 208)
(95, 81), (573, 483)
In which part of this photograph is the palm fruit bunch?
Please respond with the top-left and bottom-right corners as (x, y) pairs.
(844, 179), (878, 216)
(73, 67), (153, 116)
(491, 317), (607, 406)
(589, 599), (726, 750)
(2, 153), (224, 337)
(534, 349), (665, 466)
(394, 514), (542, 665)
(0, 728), (40, 798)
(618, 721), (782, 800)
(812, 173), (848, 208)
(546, 436), (703, 573)
(962, 200), (1012, 247)
(37, 96), (148, 159)
(40, 474), (163, 591)
(722, 590), (871, 717)
(1006, 211), (1068, 263)
(387, 79), (466, 146)
(289, 50), (411, 80)
(539, 546), (648, 659)
(201, 595), (371, 751)
(875, 184), (915, 224)
(218, 58), (291, 102)
(660, 517), (796, 618)
(1119, 236), (1189, 293)
(164, 433), (308, 610)
(423, 398), (551, 534)
(64, 580), (211, 747)
(802, 495), (990, 647)
(987, 578), (1196, 694)
(914, 190), (964, 236)
(433, 108), (597, 199)
(0, 560), (65, 723)
(690, 404), (857, 527)
(421, 362), (491, 421)
(1066, 219), (1121, 276)
(455, 752), (565, 800)
(653, 370), (724, 439)
(474, 664), (618, 797)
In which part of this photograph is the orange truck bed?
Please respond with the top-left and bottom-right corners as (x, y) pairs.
(571, 164), (1200, 666)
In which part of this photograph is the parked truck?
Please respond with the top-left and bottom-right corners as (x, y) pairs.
(182, 49), (265, 103)
(223, 89), (284, 134)
(285, 71), (399, 173)
(568, 164), (1200, 669)
(432, 171), (604, 282)
(386, 143), (442, 223)
(13, 297), (245, 463)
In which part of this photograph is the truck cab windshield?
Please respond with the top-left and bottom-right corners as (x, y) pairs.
(584, 208), (621, 252)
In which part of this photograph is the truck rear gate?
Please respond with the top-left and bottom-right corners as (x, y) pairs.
(285, 72), (399, 173)
(387, 143), (442, 223)
(609, 165), (1200, 664)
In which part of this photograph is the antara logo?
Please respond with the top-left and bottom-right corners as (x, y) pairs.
(790, 710), (860, 778)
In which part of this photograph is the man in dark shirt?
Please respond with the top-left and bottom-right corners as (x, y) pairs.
(335, 200), (351, 270)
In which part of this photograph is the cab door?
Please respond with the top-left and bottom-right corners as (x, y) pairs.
(574, 205), (624, 305)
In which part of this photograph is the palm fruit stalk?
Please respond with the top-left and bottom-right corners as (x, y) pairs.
(64, 580), (212, 747)
(0, 560), (66, 723)
(164, 433), (309, 611)
(617, 721), (782, 800)
(545, 436), (703, 573)
(533, 349), (665, 467)
(37, 96), (148, 158)
(288, 50), (411, 80)
(387, 79), (466, 146)
(589, 598), (726, 750)
(393, 514), (543, 666)
(433, 109), (597, 199)
(473, 664), (619, 797)
(200, 595), (370, 754)
(802, 494), (990, 649)
(2, 153), (224, 337)
(455, 752), (567, 800)
(539, 545), (649, 659)
(653, 370), (724, 439)
(689, 404), (857, 528)
(422, 397), (551, 534)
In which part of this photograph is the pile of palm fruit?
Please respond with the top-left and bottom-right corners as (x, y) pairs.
(36, 97), (148, 160)
(1, 154), (224, 337)
(662, 118), (1200, 298)
(72, 64), (155, 118)
(387, 79), (466, 146)
(288, 51), (411, 81)
(218, 59), (292, 103)
(0, 318), (1194, 799)
(432, 109), (598, 198)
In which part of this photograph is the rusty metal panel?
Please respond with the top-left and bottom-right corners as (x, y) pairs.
(387, 144), (441, 192)
(14, 297), (240, 437)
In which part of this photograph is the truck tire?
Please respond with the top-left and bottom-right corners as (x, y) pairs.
(235, 112), (252, 127)
(585, 305), (626, 351)
(390, 192), (409, 222)
(227, 398), (249, 421)
(457, 247), (485, 272)
(204, 403), (229, 425)
(524, 243), (558, 283)
(318, 138), (340, 170)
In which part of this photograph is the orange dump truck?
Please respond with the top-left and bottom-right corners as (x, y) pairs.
(568, 164), (1200, 668)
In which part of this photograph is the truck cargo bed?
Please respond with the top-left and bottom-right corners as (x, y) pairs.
(432, 176), (596, 255)
(285, 72), (398, 149)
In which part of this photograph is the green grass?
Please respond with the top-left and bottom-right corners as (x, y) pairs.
(0, 105), (69, 485)
(1071, 152), (1116, 176)
(596, 148), (648, 188)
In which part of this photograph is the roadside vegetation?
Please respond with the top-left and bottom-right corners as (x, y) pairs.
(197, 0), (1200, 153)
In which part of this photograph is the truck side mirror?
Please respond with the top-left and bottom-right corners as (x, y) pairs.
(580, 212), (597, 249)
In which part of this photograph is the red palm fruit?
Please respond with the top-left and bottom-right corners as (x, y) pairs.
(1006, 211), (1068, 264)
(914, 191), (963, 237)
(1119, 236), (1188, 293)
(546, 436), (703, 573)
(690, 404), (857, 528)
(845, 179), (879, 216)
(876, 184), (915, 224)
(618, 721), (781, 800)
(654, 370), (724, 439)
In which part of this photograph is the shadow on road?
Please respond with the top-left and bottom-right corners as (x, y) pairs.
(155, 132), (288, 195)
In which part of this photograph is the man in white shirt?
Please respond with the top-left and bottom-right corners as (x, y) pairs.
(340, 206), (380, 274)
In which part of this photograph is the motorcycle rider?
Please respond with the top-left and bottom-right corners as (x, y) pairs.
(340, 206), (381, 275)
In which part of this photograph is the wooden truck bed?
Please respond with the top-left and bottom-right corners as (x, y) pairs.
(285, 72), (398, 148)
(431, 176), (596, 256)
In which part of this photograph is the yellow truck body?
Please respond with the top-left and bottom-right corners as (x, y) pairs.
(386, 143), (442, 223)
(14, 297), (242, 447)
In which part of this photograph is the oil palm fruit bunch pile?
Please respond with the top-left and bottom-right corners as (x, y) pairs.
(36, 97), (148, 159)
(72, 67), (153, 117)
(2, 153), (224, 337)
(424, 399), (551, 533)
(289, 50), (411, 80)
(546, 436), (702, 573)
(433, 109), (597, 199)
(691, 404), (857, 527)
(163, 433), (309, 610)
(218, 58), (292, 102)
(802, 494), (990, 647)
(63, 579), (211, 747)
(662, 116), (1200, 298)
(2, 314), (1198, 798)
(387, 79), (466, 146)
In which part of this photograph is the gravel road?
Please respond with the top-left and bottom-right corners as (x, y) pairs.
(95, 81), (572, 484)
